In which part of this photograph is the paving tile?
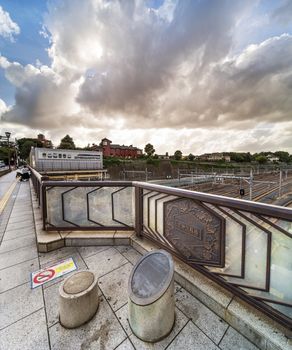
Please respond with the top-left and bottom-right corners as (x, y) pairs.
(129, 307), (188, 350)
(85, 247), (128, 279)
(0, 282), (43, 329)
(115, 338), (135, 350)
(176, 288), (228, 344)
(0, 258), (39, 293)
(115, 246), (142, 265)
(0, 235), (36, 253)
(219, 326), (259, 350)
(39, 246), (78, 266)
(0, 245), (38, 270)
(8, 215), (34, 224)
(116, 303), (132, 336)
(0, 308), (49, 350)
(5, 222), (34, 232)
(49, 295), (127, 350)
(3, 228), (35, 241)
(42, 251), (87, 289)
(98, 262), (133, 311)
(167, 321), (219, 350)
(77, 245), (111, 259)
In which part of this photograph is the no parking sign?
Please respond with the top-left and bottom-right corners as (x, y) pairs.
(31, 257), (77, 289)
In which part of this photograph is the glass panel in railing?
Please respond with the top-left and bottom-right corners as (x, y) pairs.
(142, 190), (156, 229)
(156, 195), (177, 237)
(262, 215), (292, 235)
(203, 203), (244, 277)
(62, 187), (95, 227)
(147, 193), (173, 233)
(219, 207), (268, 290)
(240, 213), (292, 306)
(46, 187), (75, 227)
(111, 186), (134, 227)
(88, 186), (131, 227)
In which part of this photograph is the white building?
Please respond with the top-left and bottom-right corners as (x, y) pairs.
(30, 147), (103, 171)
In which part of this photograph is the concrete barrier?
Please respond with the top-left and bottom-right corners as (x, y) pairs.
(59, 270), (99, 328)
(128, 250), (175, 342)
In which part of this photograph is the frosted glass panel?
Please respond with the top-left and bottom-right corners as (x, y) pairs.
(63, 187), (95, 227)
(221, 208), (268, 289)
(204, 204), (244, 277)
(46, 187), (75, 227)
(46, 185), (134, 228)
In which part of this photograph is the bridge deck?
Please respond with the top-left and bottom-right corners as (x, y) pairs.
(0, 172), (273, 349)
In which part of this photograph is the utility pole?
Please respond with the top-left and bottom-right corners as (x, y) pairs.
(249, 168), (253, 201)
(279, 169), (282, 198)
(5, 131), (11, 171)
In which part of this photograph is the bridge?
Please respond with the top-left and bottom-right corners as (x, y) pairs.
(0, 169), (291, 350)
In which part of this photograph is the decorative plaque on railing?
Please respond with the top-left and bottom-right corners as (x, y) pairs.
(164, 198), (225, 267)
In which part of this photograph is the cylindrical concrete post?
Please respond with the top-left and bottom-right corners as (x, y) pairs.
(128, 250), (175, 342)
(59, 270), (99, 328)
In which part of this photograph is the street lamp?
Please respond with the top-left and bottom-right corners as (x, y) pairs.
(5, 131), (11, 171)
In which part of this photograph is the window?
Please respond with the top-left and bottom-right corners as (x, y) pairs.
(102, 140), (108, 145)
(53, 153), (57, 158)
(42, 153), (46, 158)
(48, 153), (52, 158)
(58, 154), (62, 158)
(68, 154), (71, 158)
(63, 154), (66, 158)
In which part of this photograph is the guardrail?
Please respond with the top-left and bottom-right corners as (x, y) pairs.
(30, 170), (292, 329)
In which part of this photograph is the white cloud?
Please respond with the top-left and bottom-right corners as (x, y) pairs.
(1, 0), (292, 154)
(0, 6), (20, 41)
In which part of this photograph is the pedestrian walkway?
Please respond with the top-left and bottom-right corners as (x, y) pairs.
(0, 180), (260, 350)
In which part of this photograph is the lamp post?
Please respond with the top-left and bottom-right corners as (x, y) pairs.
(5, 132), (11, 171)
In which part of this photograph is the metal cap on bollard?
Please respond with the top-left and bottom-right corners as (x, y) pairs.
(128, 250), (175, 342)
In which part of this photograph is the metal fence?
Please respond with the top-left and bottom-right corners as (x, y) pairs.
(31, 172), (292, 329)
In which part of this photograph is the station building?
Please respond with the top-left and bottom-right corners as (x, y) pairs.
(30, 147), (103, 172)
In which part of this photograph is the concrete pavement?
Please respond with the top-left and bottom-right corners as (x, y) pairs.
(0, 180), (261, 350)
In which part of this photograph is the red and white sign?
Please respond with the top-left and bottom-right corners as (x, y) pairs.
(31, 257), (77, 289)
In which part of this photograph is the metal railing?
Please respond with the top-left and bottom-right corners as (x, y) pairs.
(31, 172), (292, 329)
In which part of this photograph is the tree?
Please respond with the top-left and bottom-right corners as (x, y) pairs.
(144, 143), (155, 157)
(17, 138), (43, 161)
(58, 135), (76, 149)
(174, 150), (182, 160)
(274, 151), (290, 163)
(188, 153), (195, 161)
(255, 155), (267, 164)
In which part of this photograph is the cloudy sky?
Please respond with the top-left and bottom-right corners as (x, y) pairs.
(0, 0), (292, 154)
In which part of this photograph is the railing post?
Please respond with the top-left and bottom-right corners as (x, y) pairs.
(40, 176), (49, 231)
(135, 186), (143, 237)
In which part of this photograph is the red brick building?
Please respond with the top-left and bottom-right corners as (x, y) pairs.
(101, 138), (142, 158)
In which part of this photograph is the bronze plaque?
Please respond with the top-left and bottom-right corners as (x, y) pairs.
(164, 198), (225, 266)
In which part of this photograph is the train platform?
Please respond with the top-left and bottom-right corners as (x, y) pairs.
(0, 172), (281, 349)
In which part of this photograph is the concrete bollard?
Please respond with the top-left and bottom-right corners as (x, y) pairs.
(128, 250), (175, 342)
(59, 270), (99, 328)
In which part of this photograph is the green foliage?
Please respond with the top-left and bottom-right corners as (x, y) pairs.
(144, 143), (155, 157)
(255, 155), (268, 164)
(58, 135), (76, 149)
(274, 151), (290, 163)
(103, 157), (121, 166)
(188, 153), (195, 161)
(17, 138), (43, 160)
(174, 150), (182, 160)
(0, 146), (9, 164)
(146, 157), (160, 166)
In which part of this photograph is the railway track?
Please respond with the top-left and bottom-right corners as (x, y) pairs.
(183, 174), (292, 203)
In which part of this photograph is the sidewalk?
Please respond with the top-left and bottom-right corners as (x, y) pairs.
(0, 181), (260, 350)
